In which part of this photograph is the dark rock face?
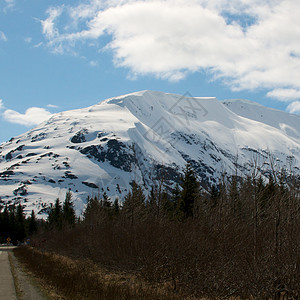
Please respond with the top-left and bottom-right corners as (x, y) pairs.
(31, 133), (47, 142)
(64, 171), (78, 179)
(0, 170), (14, 178)
(77, 134), (221, 192)
(71, 129), (88, 143)
(80, 139), (136, 172)
(13, 185), (28, 196)
(82, 181), (99, 189)
(26, 153), (37, 157)
(5, 152), (12, 160)
(71, 133), (86, 144)
(4, 145), (25, 161)
(154, 163), (182, 184)
(80, 145), (104, 160)
(40, 152), (54, 158)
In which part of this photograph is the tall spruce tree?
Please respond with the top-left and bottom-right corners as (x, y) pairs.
(1, 206), (9, 243)
(228, 175), (241, 216)
(178, 162), (200, 219)
(15, 204), (26, 242)
(48, 198), (62, 229)
(28, 210), (38, 235)
(113, 198), (120, 216)
(102, 192), (111, 208)
(122, 181), (145, 224)
(8, 204), (16, 242)
(84, 196), (102, 223)
(62, 191), (76, 227)
(210, 184), (220, 208)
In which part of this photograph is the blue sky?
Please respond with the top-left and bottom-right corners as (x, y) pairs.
(1, 0), (300, 143)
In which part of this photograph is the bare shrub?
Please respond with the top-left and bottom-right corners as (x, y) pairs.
(31, 167), (300, 299)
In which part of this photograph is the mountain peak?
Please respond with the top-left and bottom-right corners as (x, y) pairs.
(1, 91), (299, 218)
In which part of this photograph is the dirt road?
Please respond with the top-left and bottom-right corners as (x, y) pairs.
(0, 246), (46, 300)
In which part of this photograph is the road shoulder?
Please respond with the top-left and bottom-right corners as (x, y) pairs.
(9, 250), (48, 300)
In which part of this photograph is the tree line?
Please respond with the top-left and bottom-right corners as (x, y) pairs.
(0, 191), (77, 244)
(31, 162), (299, 299)
(0, 204), (37, 244)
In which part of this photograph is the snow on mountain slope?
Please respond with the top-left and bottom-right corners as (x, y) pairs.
(0, 90), (299, 217)
(223, 99), (300, 141)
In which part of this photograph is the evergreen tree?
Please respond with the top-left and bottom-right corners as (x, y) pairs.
(8, 205), (16, 242)
(48, 198), (63, 229)
(28, 210), (38, 235)
(0, 206), (9, 243)
(239, 175), (253, 221)
(147, 185), (157, 207)
(210, 184), (220, 208)
(258, 174), (276, 220)
(160, 191), (173, 218)
(83, 196), (102, 223)
(177, 163), (200, 219)
(146, 185), (159, 217)
(15, 204), (26, 242)
(62, 191), (76, 227)
(102, 192), (111, 208)
(122, 181), (145, 224)
(113, 198), (120, 215)
(170, 183), (182, 220)
(228, 175), (241, 216)
(0, 205), (39, 243)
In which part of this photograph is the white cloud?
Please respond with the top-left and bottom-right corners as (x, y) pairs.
(3, 0), (15, 12)
(33, 42), (43, 48)
(0, 99), (4, 110)
(287, 101), (300, 114)
(266, 89), (300, 102)
(0, 31), (7, 42)
(41, 6), (64, 53)
(40, 0), (300, 93)
(47, 104), (59, 108)
(3, 107), (52, 126)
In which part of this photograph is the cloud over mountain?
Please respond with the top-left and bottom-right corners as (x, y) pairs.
(287, 101), (300, 114)
(40, 0), (300, 96)
(267, 89), (300, 102)
(3, 107), (52, 126)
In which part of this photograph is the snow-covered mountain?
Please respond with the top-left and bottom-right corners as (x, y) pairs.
(0, 91), (299, 217)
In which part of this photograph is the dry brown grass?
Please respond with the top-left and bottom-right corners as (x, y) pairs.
(14, 246), (195, 300)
